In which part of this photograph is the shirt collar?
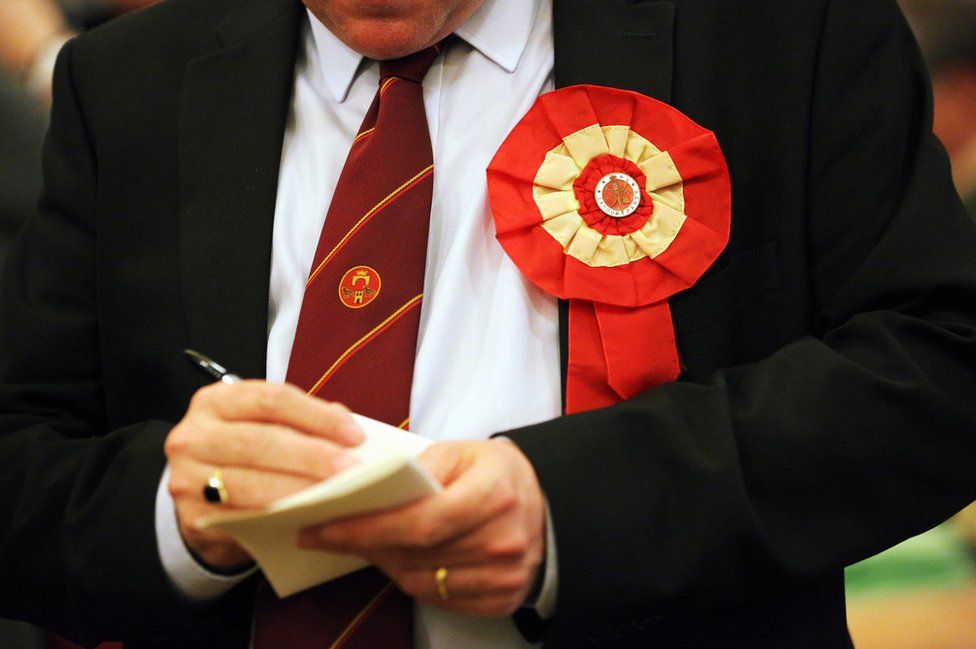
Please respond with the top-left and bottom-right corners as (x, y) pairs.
(306, 0), (541, 103)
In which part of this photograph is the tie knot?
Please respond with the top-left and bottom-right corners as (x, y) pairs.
(379, 40), (445, 84)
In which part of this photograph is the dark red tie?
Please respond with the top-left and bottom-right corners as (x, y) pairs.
(252, 44), (444, 649)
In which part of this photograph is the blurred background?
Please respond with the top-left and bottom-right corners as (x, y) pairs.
(1, 0), (157, 267)
(0, 0), (974, 647)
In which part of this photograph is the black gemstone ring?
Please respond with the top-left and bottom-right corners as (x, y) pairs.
(203, 468), (229, 505)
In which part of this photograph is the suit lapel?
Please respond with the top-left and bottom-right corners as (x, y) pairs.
(551, 0), (676, 402)
(179, 0), (303, 380)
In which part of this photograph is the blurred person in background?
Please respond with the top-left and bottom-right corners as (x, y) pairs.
(0, 0), (156, 267)
(0, 0), (159, 101)
(0, 0), (65, 267)
(903, 0), (976, 216)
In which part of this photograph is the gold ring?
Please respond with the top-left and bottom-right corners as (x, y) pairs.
(434, 566), (450, 600)
(202, 468), (229, 505)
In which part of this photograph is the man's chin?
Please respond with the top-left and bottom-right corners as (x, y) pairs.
(304, 0), (483, 60)
(342, 27), (440, 60)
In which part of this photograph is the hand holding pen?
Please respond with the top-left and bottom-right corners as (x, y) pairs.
(163, 349), (364, 571)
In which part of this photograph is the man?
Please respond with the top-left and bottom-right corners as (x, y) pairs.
(2, 1), (976, 648)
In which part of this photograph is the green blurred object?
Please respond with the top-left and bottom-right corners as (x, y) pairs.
(846, 523), (976, 597)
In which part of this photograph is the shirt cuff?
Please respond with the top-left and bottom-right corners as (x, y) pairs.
(523, 502), (558, 619)
(155, 464), (256, 602)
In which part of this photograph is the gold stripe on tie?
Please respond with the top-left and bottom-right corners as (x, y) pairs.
(379, 77), (399, 96)
(307, 293), (424, 397)
(328, 582), (397, 649)
(305, 164), (435, 288)
(352, 127), (376, 145)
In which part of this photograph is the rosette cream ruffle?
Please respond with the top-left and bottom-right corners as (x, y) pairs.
(533, 124), (686, 268)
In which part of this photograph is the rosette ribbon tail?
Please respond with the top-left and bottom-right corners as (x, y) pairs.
(566, 299), (680, 414)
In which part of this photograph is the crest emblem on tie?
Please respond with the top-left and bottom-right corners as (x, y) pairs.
(338, 266), (381, 308)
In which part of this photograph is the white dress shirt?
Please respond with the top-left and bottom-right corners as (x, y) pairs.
(155, 0), (560, 646)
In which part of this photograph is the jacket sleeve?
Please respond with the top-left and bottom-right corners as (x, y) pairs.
(506, 0), (976, 643)
(0, 40), (250, 648)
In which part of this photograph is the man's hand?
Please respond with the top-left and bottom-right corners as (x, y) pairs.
(164, 380), (364, 572)
(300, 438), (546, 617)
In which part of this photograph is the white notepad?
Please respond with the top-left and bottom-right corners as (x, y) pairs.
(197, 415), (440, 597)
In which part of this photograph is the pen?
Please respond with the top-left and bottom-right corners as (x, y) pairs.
(182, 349), (241, 384)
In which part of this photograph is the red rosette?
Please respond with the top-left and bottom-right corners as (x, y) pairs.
(487, 85), (731, 413)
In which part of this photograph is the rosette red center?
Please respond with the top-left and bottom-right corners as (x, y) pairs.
(573, 154), (653, 236)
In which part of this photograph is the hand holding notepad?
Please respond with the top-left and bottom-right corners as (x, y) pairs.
(197, 414), (440, 597)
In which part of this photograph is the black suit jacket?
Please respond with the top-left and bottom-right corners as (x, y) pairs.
(2, 0), (976, 647)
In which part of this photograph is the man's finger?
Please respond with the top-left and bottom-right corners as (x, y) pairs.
(392, 563), (532, 617)
(192, 380), (365, 445)
(182, 420), (359, 481)
(169, 459), (323, 510)
(303, 515), (528, 570)
(312, 453), (510, 551)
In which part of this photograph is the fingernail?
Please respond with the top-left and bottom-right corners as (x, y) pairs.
(338, 423), (366, 445)
(333, 453), (360, 472)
